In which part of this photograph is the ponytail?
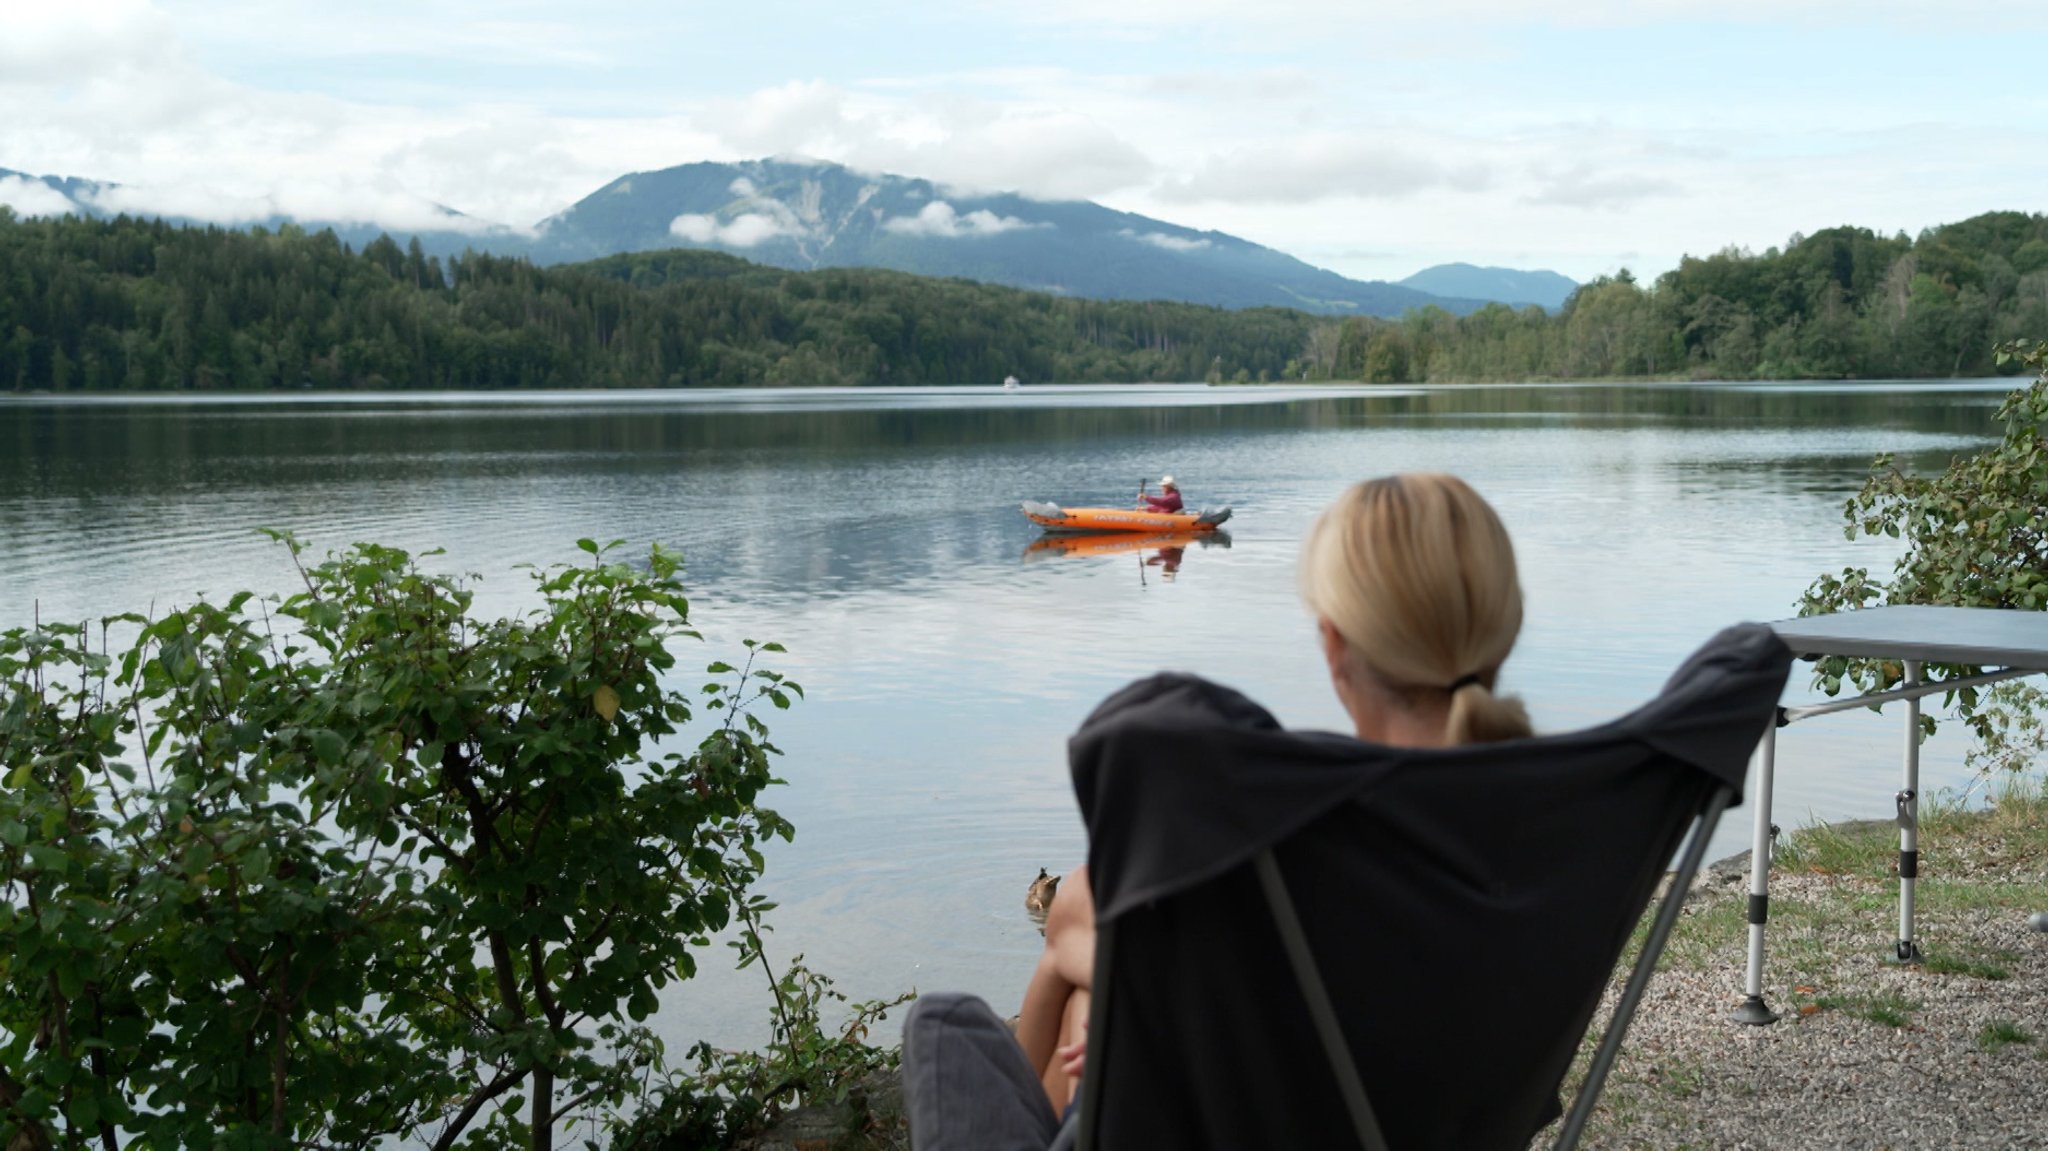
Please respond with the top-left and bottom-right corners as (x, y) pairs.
(1446, 677), (1532, 745)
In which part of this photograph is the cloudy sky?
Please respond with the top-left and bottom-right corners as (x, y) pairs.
(2, 0), (2042, 283)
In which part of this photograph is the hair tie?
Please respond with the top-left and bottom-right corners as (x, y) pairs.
(1448, 672), (1483, 693)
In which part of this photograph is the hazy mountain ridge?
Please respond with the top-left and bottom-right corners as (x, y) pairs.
(529, 159), (1489, 316)
(0, 159), (1505, 317)
(1398, 262), (1578, 310)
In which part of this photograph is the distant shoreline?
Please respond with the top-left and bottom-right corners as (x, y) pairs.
(1, 376), (2024, 402)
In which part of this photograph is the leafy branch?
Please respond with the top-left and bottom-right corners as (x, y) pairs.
(1800, 338), (2048, 775)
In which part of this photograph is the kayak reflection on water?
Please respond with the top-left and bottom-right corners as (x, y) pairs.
(1021, 529), (1232, 581)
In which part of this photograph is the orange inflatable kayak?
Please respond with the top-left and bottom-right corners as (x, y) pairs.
(1020, 500), (1232, 534)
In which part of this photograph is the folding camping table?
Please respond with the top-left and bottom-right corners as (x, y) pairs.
(1735, 605), (2048, 1024)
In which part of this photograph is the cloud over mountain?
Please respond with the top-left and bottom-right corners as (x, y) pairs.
(882, 202), (1041, 238)
(670, 212), (800, 247)
(0, 175), (78, 217)
(1121, 228), (1210, 252)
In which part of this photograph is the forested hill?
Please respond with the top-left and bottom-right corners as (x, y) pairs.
(6, 208), (2048, 392)
(0, 212), (1316, 391)
(1331, 212), (2048, 382)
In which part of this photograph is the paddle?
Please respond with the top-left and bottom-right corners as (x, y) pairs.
(1136, 478), (1151, 587)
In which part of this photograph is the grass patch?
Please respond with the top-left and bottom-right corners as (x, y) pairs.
(1973, 772), (2048, 830)
(1917, 876), (2048, 912)
(1977, 1020), (2035, 1052)
(1774, 819), (1897, 878)
(1647, 1062), (1704, 1099)
(1916, 773), (2048, 847)
(1811, 989), (1919, 1029)
(1913, 787), (1984, 839)
(1918, 947), (2016, 980)
(1649, 893), (1748, 971)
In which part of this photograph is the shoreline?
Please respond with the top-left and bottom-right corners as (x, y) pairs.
(0, 375), (2027, 401)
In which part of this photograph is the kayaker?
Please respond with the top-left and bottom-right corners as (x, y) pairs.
(1138, 476), (1184, 513)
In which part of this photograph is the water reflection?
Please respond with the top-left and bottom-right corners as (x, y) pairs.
(1022, 529), (1231, 586)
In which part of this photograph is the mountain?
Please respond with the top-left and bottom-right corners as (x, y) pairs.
(1398, 263), (1577, 310)
(3, 158), (1490, 318)
(528, 158), (1485, 317)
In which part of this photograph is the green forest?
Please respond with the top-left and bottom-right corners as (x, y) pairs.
(3, 208), (2046, 390)
(1324, 212), (2048, 383)
(0, 211), (1311, 390)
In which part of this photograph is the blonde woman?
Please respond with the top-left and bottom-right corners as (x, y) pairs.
(904, 473), (1530, 1151)
(1300, 472), (1531, 747)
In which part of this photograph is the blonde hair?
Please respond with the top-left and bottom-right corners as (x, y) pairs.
(1299, 474), (1531, 745)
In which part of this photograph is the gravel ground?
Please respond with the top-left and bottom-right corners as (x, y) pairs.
(1546, 819), (2048, 1151)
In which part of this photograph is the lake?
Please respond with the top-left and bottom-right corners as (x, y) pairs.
(0, 380), (2015, 1050)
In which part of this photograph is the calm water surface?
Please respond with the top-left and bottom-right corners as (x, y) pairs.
(0, 380), (2014, 1049)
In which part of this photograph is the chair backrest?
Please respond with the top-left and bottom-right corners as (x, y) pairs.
(1068, 624), (1791, 1151)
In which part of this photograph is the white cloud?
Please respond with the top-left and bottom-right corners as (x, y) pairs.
(0, 0), (175, 86)
(1139, 67), (1322, 104)
(149, 2), (624, 68)
(1157, 138), (1492, 205)
(996, 0), (2041, 35)
(78, 183), (273, 224)
(881, 201), (1041, 238)
(697, 82), (1154, 202)
(729, 176), (757, 196)
(1522, 166), (1682, 210)
(670, 211), (801, 247)
(0, 176), (79, 217)
(1119, 228), (1210, 252)
(0, 3), (730, 232)
(708, 80), (859, 157)
(870, 110), (1154, 201)
(73, 179), (512, 235)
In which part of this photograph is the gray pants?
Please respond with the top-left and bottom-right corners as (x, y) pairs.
(902, 992), (1078, 1151)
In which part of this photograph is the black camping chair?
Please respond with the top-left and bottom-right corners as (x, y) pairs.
(1068, 624), (1791, 1151)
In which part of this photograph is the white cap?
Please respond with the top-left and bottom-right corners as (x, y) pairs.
(1160, 475), (1176, 487)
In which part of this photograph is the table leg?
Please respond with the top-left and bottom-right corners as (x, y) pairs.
(1733, 724), (1780, 1025)
(1892, 660), (1924, 964)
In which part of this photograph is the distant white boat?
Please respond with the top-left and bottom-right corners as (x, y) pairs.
(1003, 375), (1020, 390)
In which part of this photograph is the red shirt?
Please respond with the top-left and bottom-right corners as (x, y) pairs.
(1144, 489), (1184, 513)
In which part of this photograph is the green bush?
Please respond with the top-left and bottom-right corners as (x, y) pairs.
(0, 537), (799, 1150)
(1801, 338), (2048, 774)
